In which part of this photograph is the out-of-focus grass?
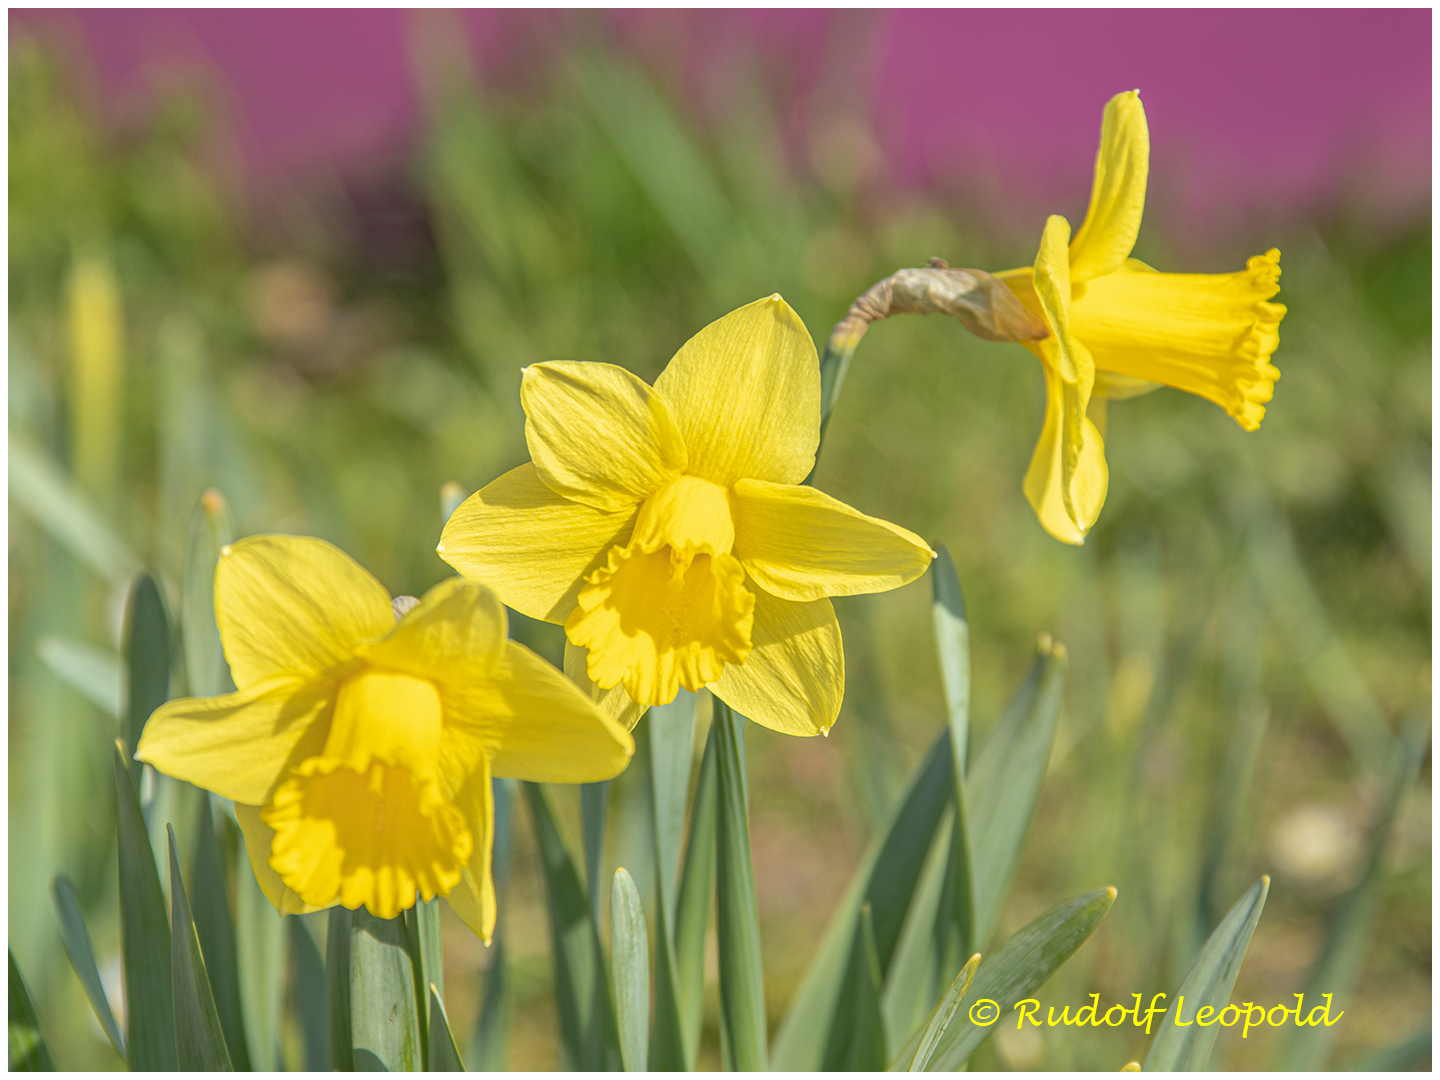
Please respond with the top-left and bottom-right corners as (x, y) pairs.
(9, 24), (1429, 1071)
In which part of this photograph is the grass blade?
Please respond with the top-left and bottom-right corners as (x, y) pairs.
(290, 917), (329, 1071)
(1143, 876), (1269, 1071)
(36, 635), (120, 718)
(772, 727), (954, 1070)
(8, 949), (55, 1070)
(673, 713), (717, 1067)
(1278, 719), (1428, 1071)
(611, 868), (650, 1071)
(966, 639), (1067, 946)
(427, 983), (465, 1071)
(50, 874), (125, 1059)
(114, 739), (176, 1071)
(8, 431), (141, 587)
(123, 573), (172, 792)
(167, 824), (234, 1070)
(581, 780), (611, 924)
(923, 886), (1117, 1070)
(824, 902), (887, 1070)
(181, 489), (234, 697)
(523, 781), (623, 1070)
(645, 690), (694, 1070)
(713, 700), (768, 1070)
(906, 953), (981, 1071)
(236, 848), (285, 1070)
(189, 801), (249, 1070)
(349, 909), (423, 1071)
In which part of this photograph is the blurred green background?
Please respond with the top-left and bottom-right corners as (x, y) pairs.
(9, 17), (1429, 1072)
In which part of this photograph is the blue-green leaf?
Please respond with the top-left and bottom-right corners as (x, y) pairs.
(712, 700), (767, 1071)
(327, 909), (355, 1071)
(167, 825), (233, 1070)
(825, 902), (887, 1070)
(1144, 876), (1269, 1071)
(905, 952), (981, 1071)
(922, 886), (1116, 1070)
(189, 800), (249, 1070)
(9, 949), (55, 1071)
(50, 874), (124, 1059)
(523, 782), (623, 1071)
(236, 843), (285, 1070)
(673, 712), (717, 1068)
(114, 740), (176, 1071)
(646, 690), (695, 1071)
(468, 777), (516, 1071)
(348, 909), (423, 1071)
(610, 868), (650, 1071)
(427, 983), (465, 1071)
(290, 916), (329, 1071)
(123, 573), (171, 791)
(181, 489), (234, 698)
(581, 780), (611, 924)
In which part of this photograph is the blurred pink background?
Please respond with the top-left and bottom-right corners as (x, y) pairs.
(11, 9), (1432, 228)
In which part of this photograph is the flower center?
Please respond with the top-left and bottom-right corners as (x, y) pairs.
(261, 669), (472, 918)
(566, 474), (754, 706)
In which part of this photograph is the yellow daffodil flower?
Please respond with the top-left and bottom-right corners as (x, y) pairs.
(136, 535), (632, 940)
(438, 296), (935, 737)
(996, 90), (1286, 544)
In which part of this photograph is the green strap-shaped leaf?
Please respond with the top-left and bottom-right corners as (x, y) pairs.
(8, 431), (141, 588)
(581, 780), (611, 924)
(645, 690), (694, 1071)
(931, 545), (971, 774)
(50, 874), (125, 1059)
(1144, 876), (1269, 1071)
(404, 896), (445, 1065)
(673, 716), (717, 1068)
(920, 886), (1116, 1070)
(468, 776), (516, 1071)
(610, 868), (650, 1071)
(349, 909), (423, 1071)
(713, 700), (767, 1071)
(905, 953), (981, 1071)
(181, 489), (234, 698)
(879, 810), (956, 1050)
(966, 642), (1067, 946)
(427, 983), (465, 1071)
(772, 728), (954, 1070)
(123, 573), (171, 791)
(167, 825), (234, 1070)
(824, 903), (887, 1070)
(114, 740), (177, 1071)
(9, 949), (55, 1071)
(523, 782), (623, 1071)
(236, 838), (285, 1070)
(189, 800), (249, 1070)
(327, 908), (355, 1071)
(290, 917), (329, 1071)
(36, 635), (120, 718)
(1278, 719), (1428, 1071)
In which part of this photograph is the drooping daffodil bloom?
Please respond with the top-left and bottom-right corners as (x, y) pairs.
(438, 296), (936, 736)
(136, 535), (632, 940)
(996, 90), (1286, 544)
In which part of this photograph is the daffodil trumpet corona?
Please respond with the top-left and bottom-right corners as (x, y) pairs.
(996, 89), (1286, 544)
(439, 295), (937, 738)
(136, 535), (633, 941)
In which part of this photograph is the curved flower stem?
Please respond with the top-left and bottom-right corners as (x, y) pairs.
(806, 261), (1048, 485)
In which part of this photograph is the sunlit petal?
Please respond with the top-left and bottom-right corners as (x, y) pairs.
(1068, 91), (1149, 283)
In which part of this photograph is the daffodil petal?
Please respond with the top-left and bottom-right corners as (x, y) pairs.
(731, 479), (934, 602)
(216, 535), (394, 688)
(1022, 351), (1109, 545)
(1068, 91), (1149, 283)
(1032, 215), (1098, 530)
(565, 641), (649, 732)
(522, 360), (688, 512)
(136, 677), (334, 805)
(234, 802), (330, 916)
(1071, 252), (1285, 430)
(652, 295), (820, 487)
(442, 755), (496, 944)
(438, 463), (637, 623)
(440, 640), (634, 788)
(359, 576), (507, 686)
(711, 586), (842, 737)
